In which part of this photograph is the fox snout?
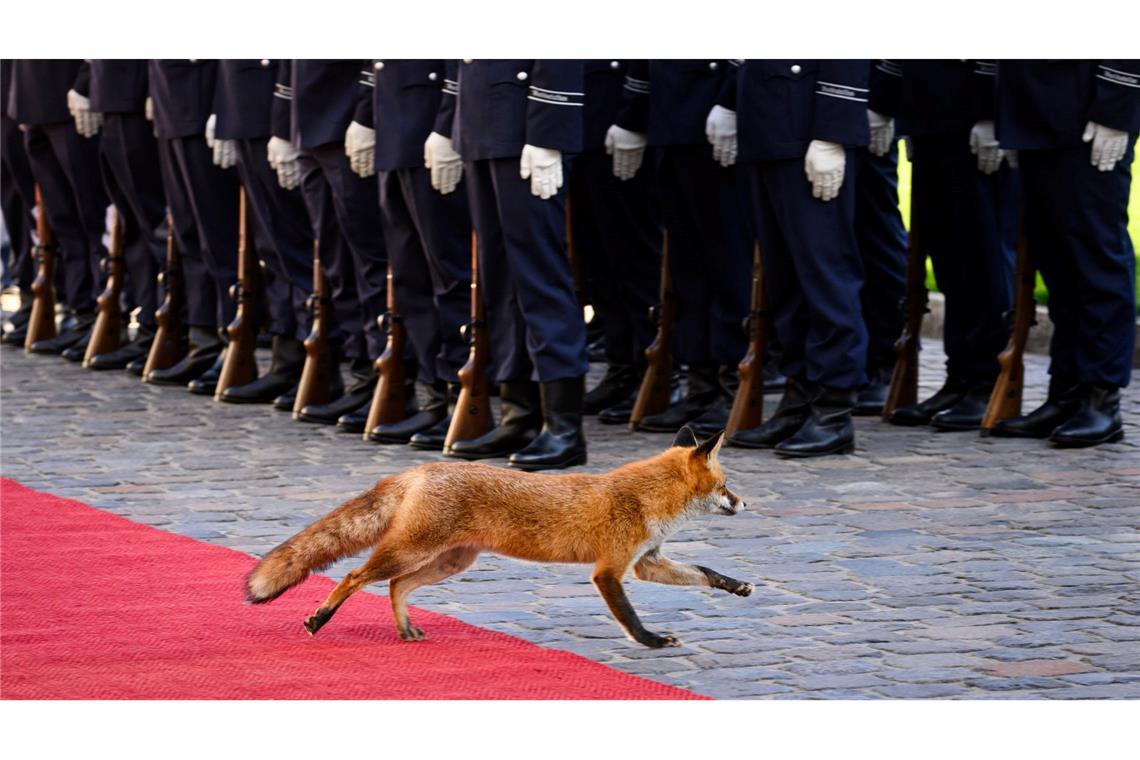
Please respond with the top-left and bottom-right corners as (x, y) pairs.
(718, 489), (745, 515)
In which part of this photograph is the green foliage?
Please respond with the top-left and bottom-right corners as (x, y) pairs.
(894, 148), (1139, 308)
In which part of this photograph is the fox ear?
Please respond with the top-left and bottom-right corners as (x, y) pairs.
(671, 425), (698, 449)
(694, 429), (726, 461)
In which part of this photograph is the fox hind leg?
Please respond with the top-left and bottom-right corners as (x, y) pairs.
(303, 547), (433, 636)
(389, 546), (480, 641)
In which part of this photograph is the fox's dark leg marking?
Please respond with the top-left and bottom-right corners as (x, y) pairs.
(303, 547), (432, 637)
(633, 551), (754, 597)
(592, 567), (680, 649)
(696, 566), (754, 597)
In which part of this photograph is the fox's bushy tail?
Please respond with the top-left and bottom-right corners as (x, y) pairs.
(245, 484), (395, 604)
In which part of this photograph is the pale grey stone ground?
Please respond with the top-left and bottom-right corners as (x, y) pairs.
(2, 341), (1138, 699)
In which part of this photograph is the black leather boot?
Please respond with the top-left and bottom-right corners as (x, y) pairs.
(28, 312), (96, 355)
(763, 363), (788, 393)
(728, 377), (815, 449)
(583, 363), (640, 414)
(272, 387), (297, 411)
(508, 376), (587, 471)
(990, 377), (1081, 439)
(775, 386), (857, 458)
(636, 363), (719, 432)
(854, 365), (893, 416)
(2, 322), (29, 346)
(340, 374), (416, 433)
(63, 324), (103, 361)
(931, 380), (995, 431)
(125, 356), (147, 376)
(887, 375), (971, 426)
(219, 336), (305, 404)
(187, 349), (228, 395)
(87, 326), (155, 370)
(146, 326), (223, 385)
(297, 359), (375, 424)
(1049, 385), (1124, 448)
(690, 365), (739, 437)
(2, 297), (32, 335)
(445, 381), (541, 459)
(370, 381), (448, 443)
(407, 401), (456, 450)
(598, 393), (636, 424)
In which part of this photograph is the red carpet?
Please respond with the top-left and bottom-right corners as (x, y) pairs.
(0, 479), (702, 699)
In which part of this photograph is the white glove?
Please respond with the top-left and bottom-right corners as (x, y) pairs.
(145, 96), (153, 122)
(969, 120), (1011, 175)
(1082, 121), (1130, 172)
(867, 109), (895, 157)
(267, 136), (302, 190)
(345, 121), (376, 178)
(705, 105), (738, 167)
(520, 145), (563, 200)
(205, 114), (237, 169)
(804, 140), (846, 202)
(67, 89), (102, 138)
(604, 124), (648, 180)
(423, 131), (463, 194)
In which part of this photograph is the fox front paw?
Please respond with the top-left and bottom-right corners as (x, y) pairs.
(729, 581), (754, 597)
(399, 625), (426, 642)
(640, 633), (682, 649)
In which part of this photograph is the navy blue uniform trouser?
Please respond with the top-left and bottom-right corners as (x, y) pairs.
(747, 152), (869, 390)
(570, 148), (662, 366)
(99, 112), (165, 328)
(157, 136), (239, 329)
(654, 145), (751, 366)
(2, 111), (36, 293)
(23, 121), (106, 313)
(1020, 139), (1136, 389)
(297, 144), (387, 361)
(910, 133), (1018, 382)
(378, 166), (471, 385)
(464, 157), (587, 383)
(235, 138), (312, 342)
(855, 145), (907, 371)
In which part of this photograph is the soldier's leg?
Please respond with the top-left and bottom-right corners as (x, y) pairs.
(0, 112), (36, 345)
(218, 138), (313, 404)
(1032, 141), (1135, 447)
(484, 157), (588, 471)
(853, 145), (907, 415)
(86, 112), (166, 369)
(296, 144), (388, 425)
(445, 159), (539, 461)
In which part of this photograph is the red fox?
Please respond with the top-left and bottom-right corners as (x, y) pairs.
(246, 426), (752, 648)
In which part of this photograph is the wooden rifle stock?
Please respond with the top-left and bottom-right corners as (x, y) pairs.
(882, 181), (927, 419)
(725, 243), (768, 438)
(24, 186), (58, 348)
(293, 241), (335, 417)
(215, 187), (260, 398)
(83, 207), (125, 364)
(443, 231), (492, 452)
(981, 221), (1035, 433)
(363, 265), (409, 439)
(629, 232), (675, 429)
(142, 215), (188, 375)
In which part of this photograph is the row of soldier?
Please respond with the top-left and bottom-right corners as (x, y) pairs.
(1, 59), (1135, 470)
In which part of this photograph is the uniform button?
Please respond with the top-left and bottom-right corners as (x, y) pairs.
(516, 71), (528, 81)
(260, 59), (270, 68)
(463, 59), (472, 64)
(428, 72), (438, 81)
(374, 61), (384, 71)
(790, 64), (802, 74)
(610, 60), (620, 69)
(709, 61), (718, 71)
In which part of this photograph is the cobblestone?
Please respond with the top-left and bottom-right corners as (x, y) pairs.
(2, 339), (1139, 699)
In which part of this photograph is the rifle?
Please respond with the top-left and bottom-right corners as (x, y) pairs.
(981, 220), (1035, 434)
(882, 180), (927, 419)
(293, 240), (336, 417)
(142, 216), (188, 375)
(83, 207), (126, 364)
(24, 186), (58, 348)
(629, 231), (675, 429)
(725, 243), (768, 438)
(215, 187), (260, 399)
(363, 264), (408, 439)
(443, 231), (492, 453)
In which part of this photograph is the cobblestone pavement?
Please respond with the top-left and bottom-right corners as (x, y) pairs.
(2, 341), (1138, 699)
